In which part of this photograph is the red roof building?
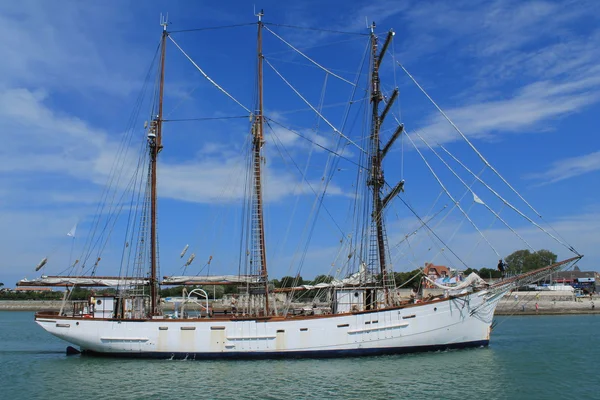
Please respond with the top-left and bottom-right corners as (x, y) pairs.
(423, 263), (450, 288)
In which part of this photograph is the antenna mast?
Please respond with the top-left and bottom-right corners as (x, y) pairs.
(149, 14), (168, 316)
(252, 8), (270, 314)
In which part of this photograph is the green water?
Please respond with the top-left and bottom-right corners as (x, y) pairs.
(0, 312), (597, 399)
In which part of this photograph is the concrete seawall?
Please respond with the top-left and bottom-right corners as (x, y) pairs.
(496, 291), (598, 315)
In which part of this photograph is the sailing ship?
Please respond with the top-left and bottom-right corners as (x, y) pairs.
(19, 12), (582, 359)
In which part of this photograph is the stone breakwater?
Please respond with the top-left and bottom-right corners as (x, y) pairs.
(496, 291), (598, 315)
(0, 300), (64, 311)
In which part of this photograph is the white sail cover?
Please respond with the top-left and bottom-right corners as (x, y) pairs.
(18, 276), (149, 287)
(284, 267), (376, 291)
(424, 272), (488, 290)
(162, 275), (259, 285)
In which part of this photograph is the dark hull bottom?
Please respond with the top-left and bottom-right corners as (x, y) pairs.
(81, 340), (489, 360)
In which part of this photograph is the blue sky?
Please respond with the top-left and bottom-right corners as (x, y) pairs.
(2, 0), (599, 287)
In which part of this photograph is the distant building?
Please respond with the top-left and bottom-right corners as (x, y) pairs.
(551, 267), (598, 293)
(423, 263), (450, 288)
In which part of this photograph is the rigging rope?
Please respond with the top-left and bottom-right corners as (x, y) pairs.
(263, 26), (356, 86)
(168, 35), (252, 114)
(395, 194), (470, 269)
(264, 117), (366, 171)
(437, 144), (578, 254)
(169, 23), (256, 34)
(263, 57), (366, 154)
(415, 131), (536, 252)
(76, 41), (162, 276)
(263, 22), (370, 36)
(278, 39), (372, 313)
(404, 130), (501, 258)
(163, 116), (248, 122)
(397, 61), (543, 217)
(271, 74), (328, 276)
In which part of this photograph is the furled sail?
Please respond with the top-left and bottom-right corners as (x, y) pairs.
(162, 275), (260, 285)
(17, 276), (149, 287)
(35, 257), (48, 271)
(180, 244), (189, 258)
(276, 268), (376, 292)
(424, 272), (488, 290)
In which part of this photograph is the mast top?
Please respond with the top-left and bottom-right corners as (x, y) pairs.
(255, 7), (264, 22)
(160, 13), (169, 31)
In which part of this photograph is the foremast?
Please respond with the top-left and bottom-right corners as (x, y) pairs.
(368, 24), (401, 307)
(251, 10), (270, 314)
(148, 17), (168, 316)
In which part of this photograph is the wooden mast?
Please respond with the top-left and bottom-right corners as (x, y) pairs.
(368, 22), (390, 305)
(149, 18), (168, 316)
(253, 9), (270, 314)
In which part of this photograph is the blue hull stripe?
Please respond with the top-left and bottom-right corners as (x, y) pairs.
(82, 340), (489, 360)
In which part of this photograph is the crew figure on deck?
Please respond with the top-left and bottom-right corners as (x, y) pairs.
(497, 259), (507, 277)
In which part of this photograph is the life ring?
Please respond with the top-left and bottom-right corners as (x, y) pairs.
(83, 314), (92, 318)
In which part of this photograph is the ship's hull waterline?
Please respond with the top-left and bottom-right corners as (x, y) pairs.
(35, 290), (505, 359)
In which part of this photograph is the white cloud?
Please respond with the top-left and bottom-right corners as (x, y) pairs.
(0, 86), (348, 205)
(387, 208), (600, 272)
(412, 75), (600, 145)
(525, 151), (600, 184)
(371, 0), (600, 147)
(0, 1), (148, 97)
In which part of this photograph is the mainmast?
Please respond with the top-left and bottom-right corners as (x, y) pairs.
(252, 9), (270, 314)
(149, 16), (168, 316)
(368, 23), (399, 306)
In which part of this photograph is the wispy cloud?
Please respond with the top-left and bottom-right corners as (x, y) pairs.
(0, 2), (147, 97)
(385, 0), (600, 147)
(413, 73), (600, 144)
(0, 86), (346, 205)
(525, 151), (600, 185)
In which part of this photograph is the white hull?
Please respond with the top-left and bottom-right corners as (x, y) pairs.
(35, 290), (506, 358)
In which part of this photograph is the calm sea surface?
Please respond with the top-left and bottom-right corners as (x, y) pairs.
(0, 311), (597, 399)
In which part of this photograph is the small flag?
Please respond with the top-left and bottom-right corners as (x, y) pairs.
(67, 224), (77, 237)
(473, 193), (485, 205)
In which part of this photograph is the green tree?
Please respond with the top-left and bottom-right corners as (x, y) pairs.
(504, 249), (558, 273)
(312, 275), (334, 285)
(527, 249), (558, 271)
(280, 276), (303, 288)
(71, 287), (91, 300)
(479, 268), (502, 279)
(504, 249), (531, 273)
(393, 269), (421, 289)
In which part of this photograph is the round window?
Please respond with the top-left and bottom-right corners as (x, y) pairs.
(354, 292), (359, 298)
(96, 299), (102, 305)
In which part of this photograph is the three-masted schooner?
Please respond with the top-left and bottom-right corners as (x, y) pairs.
(19, 12), (582, 358)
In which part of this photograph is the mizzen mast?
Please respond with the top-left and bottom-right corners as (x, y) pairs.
(149, 15), (168, 316)
(251, 9), (270, 314)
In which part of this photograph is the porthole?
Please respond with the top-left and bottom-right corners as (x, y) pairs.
(96, 299), (102, 305)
